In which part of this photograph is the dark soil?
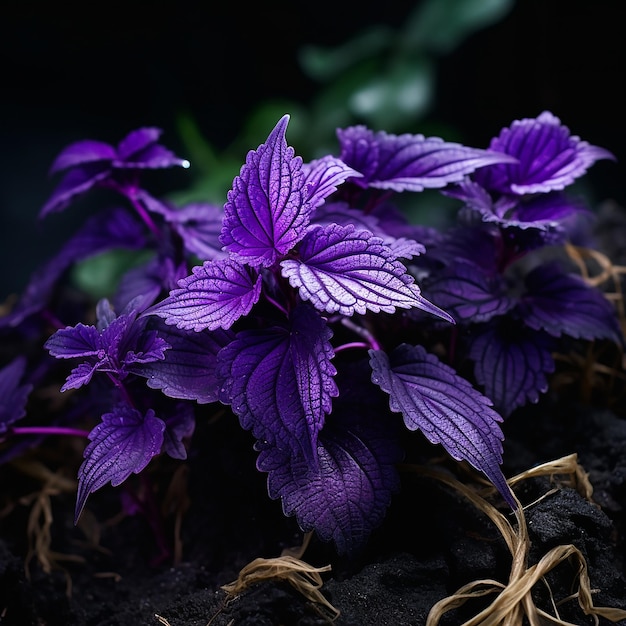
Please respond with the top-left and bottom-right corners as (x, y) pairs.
(1, 386), (626, 626)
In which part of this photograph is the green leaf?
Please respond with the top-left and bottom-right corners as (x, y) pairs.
(299, 26), (394, 82)
(70, 249), (154, 301)
(401, 0), (515, 54)
(348, 56), (435, 131)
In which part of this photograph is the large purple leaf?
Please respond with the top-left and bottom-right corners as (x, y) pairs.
(369, 344), (515, 508)
(474, 111), (616, 195)
(217, 304), (337, 464)
(255, 408), (402, 556)
(148, 259), (262, 332)
(336, 125), (517, 192)
(75, 405), (165, 522)
(281, 223), (453, 320)
(220, 115), (309, 267)
(133, 324), (234, 404)
(468, 321), (556, 417)
(0, 357), (33, 434)
(518, 261), (623, 344)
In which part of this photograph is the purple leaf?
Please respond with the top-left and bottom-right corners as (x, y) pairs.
(369, 344), (515, 508)
(162, 403), (196, 460)
(148, 259), (262, 332)
(114, 254), (190, 313)
(310, 202), (426, 259)
(255, 408), (402, 556)
(134, 324), (234, 404)
(46, 298), (170, 391)
(518, 261), (623, 343)
(1, 207), (145, 329)
(0, 357), (33, 434)
(473, 111), (616, 195)
(45, 324), (102, 359)
(218, 304), (337, 463)
(337, 125), (517, 192)
(48, 140), (117, 175)
(423, 260), (515, 323)
(220, 115), (309, 267)
(115, 127), (190, 169)
(161, 202), (227, 261)
(75, 405), (165, 522)
(302, 156), (362, 210)
(281, 223), (452, 320)
(468, 322), (556, 417)
(40, 163), (112, 218)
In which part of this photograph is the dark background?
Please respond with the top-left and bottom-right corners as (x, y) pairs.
(1, 0), (624, 299)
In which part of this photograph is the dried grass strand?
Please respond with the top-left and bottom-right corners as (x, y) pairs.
(405, 455), (626, 626)
(220, 555), (339, 621)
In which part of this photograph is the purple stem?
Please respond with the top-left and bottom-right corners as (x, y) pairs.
(340, 318), (382, 351)
(334, 341), (370, 354)
(11, 426), (90, 438)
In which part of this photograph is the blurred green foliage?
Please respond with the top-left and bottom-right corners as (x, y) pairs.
(75, 0), (514, 300)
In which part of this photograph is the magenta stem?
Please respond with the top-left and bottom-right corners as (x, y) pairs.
(334, 341), (370, 354)
(11, 426), (90, 438)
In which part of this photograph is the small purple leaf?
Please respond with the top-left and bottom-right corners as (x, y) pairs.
(75, 405), (165, 522)
(48, 140), (116, 175)
(45, 324), (102, 359)
(220, 115), (309, 267)
(369, 344), (515, 508)
(162, 403), (196, 460)
(148, 259), (262, 332)
(302, 156), (362, 210)
(0, 357), (33, 434)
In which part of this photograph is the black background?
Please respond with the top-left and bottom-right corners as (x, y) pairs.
(1, 0), (624, 298)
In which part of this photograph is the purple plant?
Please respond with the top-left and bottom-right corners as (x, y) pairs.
(0, 112), (620, 557)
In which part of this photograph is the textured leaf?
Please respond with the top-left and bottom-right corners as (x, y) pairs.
(337, 125), (516, 192)
(468, 321), (556, 417)
(281, 223), (451, 320)
(45, 324), (102, 359)
(134, 324), (234, 404)
(474, 111), (616, 195)
(75, 405), (165, 522)
(220, 115), (309, 267)
(518, 261), (623, 344)
(369, 344), (515, 508)
(218, 304), (337, 463)
(255, 407), (402, 556)
(148, 259), (262, 332)
(423, 260), (514, 323)
(302, 155), (362, 210)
